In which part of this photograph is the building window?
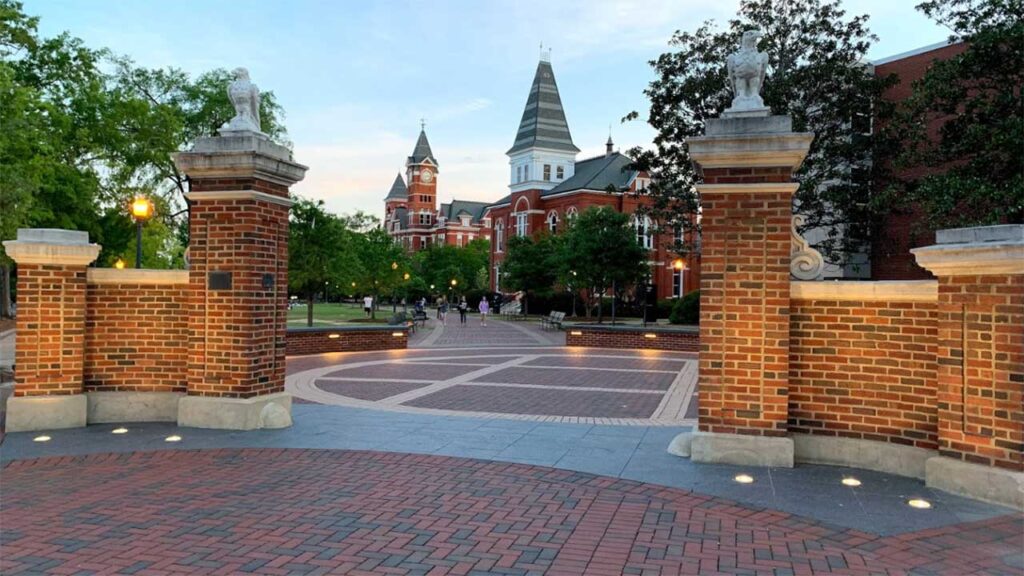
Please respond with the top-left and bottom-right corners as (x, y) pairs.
(673, 268), (684, 298)
(565, 206), (578, 221)
(516, 212), (528, 237)
(543, 164), (551, 181)
(495, 220), (504, 252)
(633, 214), (653, 250)
(494, 264), (501, 293)
(418, 213), (431, 226)
(460, 216), (470, 226)
(547, 211), (558, 232)
(456, 233), (463, 247)
(516, 166), (522, 183)
(523, 165), (530, 181)
(556, 166), (564, 180)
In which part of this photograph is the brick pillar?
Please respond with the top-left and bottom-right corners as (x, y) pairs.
(913, 225), (1023, 507)
(685, 114), (812, 467)
(173, 132), (307, 430)
(2, 229), (100, 431)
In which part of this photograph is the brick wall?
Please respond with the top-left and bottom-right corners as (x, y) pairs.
(698, 180), (796, 438)
(565, 326), (699, 352)
(789, 298), (938, 449)
(286, 327), (409, 356)
(84, 281), (188, 393)
(13, 264), (88, 397)
(935, 275), (1023, 471)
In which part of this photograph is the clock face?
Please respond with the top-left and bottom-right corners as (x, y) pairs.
(420, 169), (433, 183)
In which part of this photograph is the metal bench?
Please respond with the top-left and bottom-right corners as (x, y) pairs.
(541, 311), (565, 330)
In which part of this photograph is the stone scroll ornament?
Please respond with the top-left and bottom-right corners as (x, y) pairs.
(724, 30), (770, 117)
(790, 215), (825, 280)
(220, 67), (263, 134)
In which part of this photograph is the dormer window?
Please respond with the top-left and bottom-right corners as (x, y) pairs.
(543, 164), (551, 181)
(516, 166), (522, 183)
(556, 166), (564, 180)
(460, 216), (470, 226)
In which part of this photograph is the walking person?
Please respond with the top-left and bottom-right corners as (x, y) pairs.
(363, 294), (373, 318)
(439, 298), (448, 325)
(478, 297), (489, 327)
(458, 297), (468, 325)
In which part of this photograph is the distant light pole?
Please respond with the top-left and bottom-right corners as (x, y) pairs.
(130, 196), (154, 269)
(391, 262), (399, 313)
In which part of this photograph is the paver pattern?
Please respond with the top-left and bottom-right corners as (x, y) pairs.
(3, 449), (1021, 575)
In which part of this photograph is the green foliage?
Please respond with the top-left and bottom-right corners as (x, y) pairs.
(626, 0), (894, 268)
(289, 198), (362, 326)
(669, 290), (700, 325)
(501, 233), (561, 314)
(878, 0), (1023, 229)
(412, 238), (490, 295)
(562, 208), (648, 322)
(353, 228), (407, 319)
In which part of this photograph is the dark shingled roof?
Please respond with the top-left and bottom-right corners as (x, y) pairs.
(543, 152), (633, 196)
(441, 199), (490, 224)
(385, 173), (408, 200)
(507, 60), (579, 155)
(408, 129), (438, 167)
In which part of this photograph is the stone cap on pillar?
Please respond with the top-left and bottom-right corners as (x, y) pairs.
(688, 115), (813, 171)
(174, 130), (308, 188)
(912, 224), (1024, 276)
(2, 228), (101, 266)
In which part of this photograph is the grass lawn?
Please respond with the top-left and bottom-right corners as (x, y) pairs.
(287, 302), (390, 326)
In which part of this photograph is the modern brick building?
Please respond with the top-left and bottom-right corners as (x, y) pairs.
(871, 40), (968, 280)
(383, 128), (491, 251)
(486, 54), (700, 300)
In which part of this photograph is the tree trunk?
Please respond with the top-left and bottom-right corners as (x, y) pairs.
(371, 291), (377, 320)
(597, 292), (604, 324)
(1, 262), (11, 319)
(306, 291), (314, 327)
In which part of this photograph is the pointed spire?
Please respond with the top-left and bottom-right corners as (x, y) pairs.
(507, 55), (579, 155)
(385, 172), (408, 200)
(408, 125), (438, 167)
(606, 125), (614, 156)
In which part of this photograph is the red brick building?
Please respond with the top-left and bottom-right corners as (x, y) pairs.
(486, 55), (700, 300)
(383, 129), (491, 251)
(871, 41), (968, 280)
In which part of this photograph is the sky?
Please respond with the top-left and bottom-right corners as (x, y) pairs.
(28, 0), (951, 218)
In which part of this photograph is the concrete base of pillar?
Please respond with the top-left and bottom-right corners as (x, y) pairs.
(6, 394), (87, 432)
(177, 392), (292, 430)
(690, 431), (794, 467)
(86, 391), (182, 423)
(926, 456), (1024, 509)
(792, 434), (935, 479)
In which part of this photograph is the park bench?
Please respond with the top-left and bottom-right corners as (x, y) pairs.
(389, 312), (415, 334)
(412, 310), (428, 329)
(541, 311), (565, 331)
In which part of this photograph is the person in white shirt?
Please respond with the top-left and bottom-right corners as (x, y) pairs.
(363, 295), (373, 318)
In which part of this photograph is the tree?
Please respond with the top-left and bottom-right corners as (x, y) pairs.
(412, 239), (490, 296)
(501, 233), (560, 315)
(878, 0), (1023, 229)
(353, 228), (406, 320)
(288, 198), (361, 327)
(625, 0), (894, 268)
(562, 208), (648, 323)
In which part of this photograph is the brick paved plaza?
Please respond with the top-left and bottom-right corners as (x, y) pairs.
(2, 318), (1022, 575)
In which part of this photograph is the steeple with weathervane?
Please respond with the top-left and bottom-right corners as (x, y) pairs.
(507, 47), (579, 193)
(405, 120), (438, 226)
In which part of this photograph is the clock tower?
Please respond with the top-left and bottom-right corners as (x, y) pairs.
(405, 126), (438, 235)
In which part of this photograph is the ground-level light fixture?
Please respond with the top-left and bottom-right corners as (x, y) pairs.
(907, 498), (932, 509)
(391, 332), (405, 337)
(328, 333), (341, 339)
(33, 435), (51, 442)
(570, 330), (583, 336)
(734, 474), (754, 484)
(112, 427), (128, 434)
(841, 477), (861, 487)
(164, 435), (182, 443)
(644, 333), (657, 339)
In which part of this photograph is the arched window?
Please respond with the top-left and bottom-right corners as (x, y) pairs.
(633, 214), (653, 250)
(494, 220), (505, 252)
(565, 206), (578, 221)
(546, 211), (558, 233)
(514, 197), (530, 237)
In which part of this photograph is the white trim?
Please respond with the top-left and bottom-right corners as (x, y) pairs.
(87, 268), (190, 285)
(872, 39), (957, 66)
(184, 190), (294, 207)
(791, 280), (937, 303)
(911, 243), (1024, 276)
(696, 182), (800, 195)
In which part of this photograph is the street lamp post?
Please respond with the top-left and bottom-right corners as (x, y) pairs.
(130, 196), (154, 269)
(391, 262), (399, 313)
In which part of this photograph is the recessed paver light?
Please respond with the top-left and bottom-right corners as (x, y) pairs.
(33, 435), (51, 442)
(908, 498), (932, 509)
(734, 474), (754, 484)
(112, 427), (128, 434)
(841, 477), (861, 487)
(164, 435), (182, 442)
(327, 333), (341, 339)
(391, 332), (405, 337)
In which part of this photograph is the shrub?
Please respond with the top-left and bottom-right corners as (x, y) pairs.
(669, 290), (700, 325)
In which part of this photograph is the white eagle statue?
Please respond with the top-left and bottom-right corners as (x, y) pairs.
(220, 67), (262, 134)
(725, 30), (769, 116)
